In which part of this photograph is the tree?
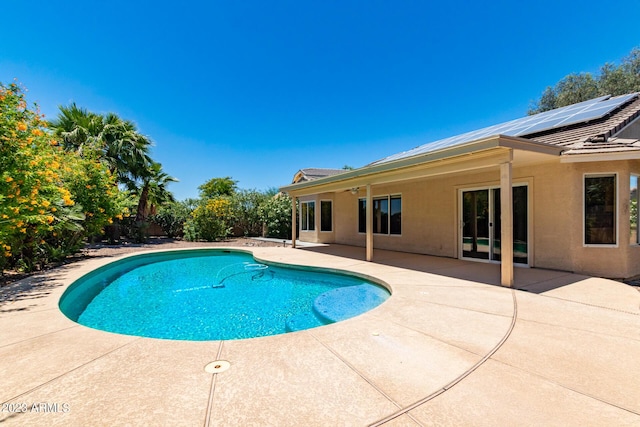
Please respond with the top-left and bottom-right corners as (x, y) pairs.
(133, 162), (177, 223)
(198, 177), (237, 199)
(263, 187), (280, 198)
(258, 193), (292, 239)
(599, 63), (632, 96)
(529, 47), (640, 114)
(184, 198), (233, 241)
(152, 200), (191, 238)
(1, 82), (125, 271)
(49, 105), (153, 187)
(554, 73), (598, 107)
(100, 113), (153, 188)
(229, 189), (269, 236)
(48, 103), (102, 153)
(50, 104), (176, 243)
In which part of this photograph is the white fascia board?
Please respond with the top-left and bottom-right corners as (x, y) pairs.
(560, 151), (640, 163)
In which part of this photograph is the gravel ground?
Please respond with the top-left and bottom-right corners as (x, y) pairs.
(0, 237), (282, 288)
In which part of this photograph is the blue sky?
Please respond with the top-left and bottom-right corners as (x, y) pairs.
(2, 1), (639, 200)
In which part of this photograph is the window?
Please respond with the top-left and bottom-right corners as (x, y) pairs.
(358, 195), (401, 235)
(584, 175), (616, 245)
(390, 195), (402, 235)
(300, 201), (315, 231)
(631, 175), (638, 245)
(320, 200), (332, 232)
(373, 197), (388, 234)
(358, 199), (366, 233)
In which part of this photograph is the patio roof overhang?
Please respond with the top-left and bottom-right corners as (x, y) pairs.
(281, 134), (562, 287)
(280, 135), (563, 197)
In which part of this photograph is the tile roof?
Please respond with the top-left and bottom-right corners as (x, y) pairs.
(293, 168), (346, 183)
(524, 95), (640, 155)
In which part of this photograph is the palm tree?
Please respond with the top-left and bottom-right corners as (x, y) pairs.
(49, 103), (103, 153)
(133, 162), (178, 222)
(50, 105), (153, 187)
(51, 104), (173, 241)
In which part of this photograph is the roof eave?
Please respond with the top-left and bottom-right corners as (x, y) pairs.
(280, 134), (562, 194)
(560, 150), (640, 163)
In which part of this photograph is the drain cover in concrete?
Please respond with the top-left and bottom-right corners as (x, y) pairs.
(205, 360), (230, 374)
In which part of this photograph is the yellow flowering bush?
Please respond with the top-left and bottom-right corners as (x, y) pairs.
(61, 155), (128, 237)
(0, 81), (127, 271)
(184, 198), (233, 241)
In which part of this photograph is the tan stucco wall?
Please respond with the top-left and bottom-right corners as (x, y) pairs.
(518, 162), (574, 272)
(297, 194), (335, 243)
(567, 159), (640, 278)
(298, 158), (640, 278)
(333, 169), (503, 257)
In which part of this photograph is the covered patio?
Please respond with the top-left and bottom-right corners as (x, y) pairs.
(283, 136), (563, 286)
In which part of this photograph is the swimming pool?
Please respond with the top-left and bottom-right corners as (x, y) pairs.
(59, 249), (390, 340)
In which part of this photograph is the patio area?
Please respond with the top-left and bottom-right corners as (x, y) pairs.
(1, 243), (639, 426)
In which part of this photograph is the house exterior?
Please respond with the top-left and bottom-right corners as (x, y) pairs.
(280, 93), (640, 284)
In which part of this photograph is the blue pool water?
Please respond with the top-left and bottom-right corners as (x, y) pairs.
(59, 249), (390, 341)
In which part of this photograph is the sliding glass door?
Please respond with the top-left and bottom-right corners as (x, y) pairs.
(461, 186), (528, 264)
(462, 190), (490, 260)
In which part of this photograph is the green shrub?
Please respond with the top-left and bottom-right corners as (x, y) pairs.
(0, 82), (127, 272)
(152, 201), (191, 238)
(229, 189), (268, 237)
(184, 198), (232, 241)
(258, 193), (292, 239)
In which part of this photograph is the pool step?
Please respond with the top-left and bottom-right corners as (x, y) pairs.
(285, 284), (389, 333)
(313, 284), (389, 323)
(285, 311), (328, 332)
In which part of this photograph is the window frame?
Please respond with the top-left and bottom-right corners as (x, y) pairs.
(300, 200), (315, 232)
(583, 173), (618, 247)
(358, 194), (401, 236)
(389, 194), (402, 235)
(373, 196), (389, 234)
(358, 198), (366, 233)
(320, 200), (333, 232)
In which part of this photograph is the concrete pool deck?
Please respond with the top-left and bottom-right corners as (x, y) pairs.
(1, 244), (639, 426)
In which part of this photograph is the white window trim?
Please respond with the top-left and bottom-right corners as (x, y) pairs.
(300, 200), (315, 232)
(583, 173), (619, 248)
(632, 174), (639, 246)
(319, 199), (333, 233)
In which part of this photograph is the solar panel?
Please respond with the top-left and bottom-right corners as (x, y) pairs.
(371, 93), (638, 165)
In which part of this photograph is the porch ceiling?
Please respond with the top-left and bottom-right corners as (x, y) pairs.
(281, 135), (562, 197)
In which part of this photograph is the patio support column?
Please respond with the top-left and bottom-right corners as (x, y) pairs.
(500, 155), (514, 287)
(366, 184), (373, 261)
(291, 196), (297, 249)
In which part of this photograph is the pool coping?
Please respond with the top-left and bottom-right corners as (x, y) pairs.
(1, 244), (639, 425)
